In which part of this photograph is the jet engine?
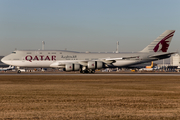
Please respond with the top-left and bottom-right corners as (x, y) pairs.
(87, 61), (103, 69)
(64, 63), (81, 71)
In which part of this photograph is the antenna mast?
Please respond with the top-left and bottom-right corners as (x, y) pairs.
(42, 41), (45, 50)
(116, 41), (119, 53)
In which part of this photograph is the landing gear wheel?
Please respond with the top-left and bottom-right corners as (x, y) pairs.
(82, 70), (86, 74)
(91, 70), (95, 74)
(88, 69), (92, 74)
(17, 70), (21, 74)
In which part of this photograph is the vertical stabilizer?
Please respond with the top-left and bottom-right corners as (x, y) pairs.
(140, 30), (175, 52)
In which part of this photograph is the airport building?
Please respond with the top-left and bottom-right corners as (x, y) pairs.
(170, 54), (180, 67)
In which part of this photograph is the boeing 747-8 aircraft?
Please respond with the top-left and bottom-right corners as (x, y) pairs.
(1, 30), (176, 73)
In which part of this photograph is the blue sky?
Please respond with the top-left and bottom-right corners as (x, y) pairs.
(0, 0), (180, 55)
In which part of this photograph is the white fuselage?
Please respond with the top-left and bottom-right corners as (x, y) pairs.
(1, 50), (161, 68)
(1, 30), (175, 72)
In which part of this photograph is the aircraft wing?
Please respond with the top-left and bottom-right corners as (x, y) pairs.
(50, 60), (91, 67)
(101, 56), (140, 64)
(50, 56), (140, 67)
(104, 56), (139, 60)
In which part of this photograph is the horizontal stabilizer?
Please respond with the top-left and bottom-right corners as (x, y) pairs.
(149, 52), (177, 59)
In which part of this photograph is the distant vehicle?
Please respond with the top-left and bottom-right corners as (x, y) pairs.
(0, 65), (15, 71)
(139, 66), (159, 71)
(139, 61), (158, 71)
(41, 68), (47, 72)
(1, 30), (176, 74)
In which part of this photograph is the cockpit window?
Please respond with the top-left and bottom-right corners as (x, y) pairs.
(12, 52), (16, 54)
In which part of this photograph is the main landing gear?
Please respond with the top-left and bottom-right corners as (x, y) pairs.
(80, 69), (95, 74)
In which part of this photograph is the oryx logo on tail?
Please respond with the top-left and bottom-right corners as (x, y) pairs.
(140, 30), (175, 53)
(153, 31), (175, 52)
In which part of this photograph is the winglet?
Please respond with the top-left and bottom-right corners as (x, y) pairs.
(140, 30), (175, 52)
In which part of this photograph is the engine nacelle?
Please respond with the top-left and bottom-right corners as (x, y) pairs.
(65, 63), (80, 71)
(88, 61), (103, 69)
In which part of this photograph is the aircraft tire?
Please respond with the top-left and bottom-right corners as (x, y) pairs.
(17, 70), (21, 74)
(91, 70), (95, 74)
(82, 70), (86, 74)
(88, 69), (91, 74)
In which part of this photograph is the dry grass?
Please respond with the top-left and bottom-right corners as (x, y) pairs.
(0, 75), (180, 120)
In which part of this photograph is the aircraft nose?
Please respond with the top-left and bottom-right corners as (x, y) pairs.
(1, 56), (7, 64)
(1, 55), (14, 66)
(1, 57), (4, 63)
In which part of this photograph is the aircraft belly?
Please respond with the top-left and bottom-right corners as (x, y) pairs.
(11, 61), (52, 67)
